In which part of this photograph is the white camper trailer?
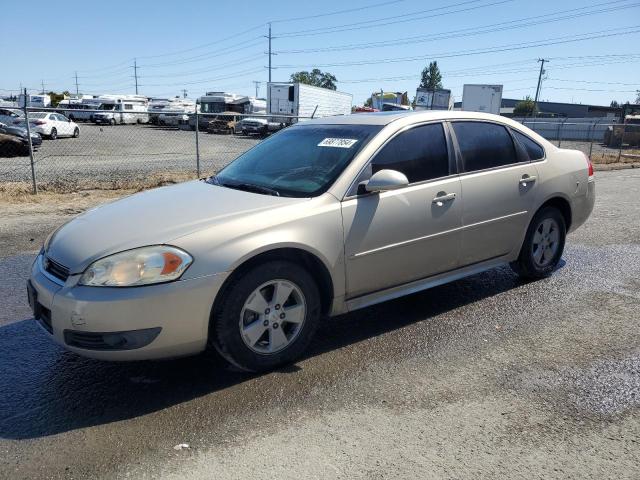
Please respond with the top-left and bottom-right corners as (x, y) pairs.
(461, 85), (503, 115)
(268, 83), (352, 122)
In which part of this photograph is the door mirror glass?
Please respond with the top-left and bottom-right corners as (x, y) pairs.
(363, 169), (409, 193)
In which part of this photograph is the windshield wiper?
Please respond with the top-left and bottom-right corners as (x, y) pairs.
(217, 179), (281, 197)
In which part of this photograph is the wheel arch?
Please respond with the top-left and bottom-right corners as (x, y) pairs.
(212, 247), (335, 320)
(537, 195), (572, 231)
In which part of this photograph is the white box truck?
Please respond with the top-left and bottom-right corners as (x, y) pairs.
(267, 83), (352, 123)
(462, 84), (503, 115)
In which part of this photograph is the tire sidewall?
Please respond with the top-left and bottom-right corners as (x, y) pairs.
(520, 207), (566, 277)
(211, 261), (322, 372)
(49, 128), (57, 139)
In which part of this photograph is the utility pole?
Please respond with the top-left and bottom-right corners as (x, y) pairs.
(74, 71), (79, 96)
(181, 89), (188, 98)
(133, 58), (139, 95)
(533, 58), (548, 118)
(252, 81), (261, 98)
(41, 80), (45, 94)
(267, 23), (272, 83)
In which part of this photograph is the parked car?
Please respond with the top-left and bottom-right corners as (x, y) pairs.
(0, 122), (42, 149)
(28, 111), (595, 372)
(238, 117), (284, 136)
(0, 133), (29, 157)
(0, 108), (24, 126)
(207, 113), (241, 134)
(25, 112), (80, 139)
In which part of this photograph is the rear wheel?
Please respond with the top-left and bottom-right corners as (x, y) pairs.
(210, 260), (321, 372)
(110, 118), (116, 126)
(511, 207), (566, 279)
(49, 128), (57, 140)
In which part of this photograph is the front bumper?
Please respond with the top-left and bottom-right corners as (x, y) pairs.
(94, 117), (113, 124)
(28, 254), (229, 361)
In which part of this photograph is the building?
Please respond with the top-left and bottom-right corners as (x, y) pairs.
(454, 98), (621, 119)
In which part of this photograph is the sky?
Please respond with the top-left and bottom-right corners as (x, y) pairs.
(2, 0), (639, 106)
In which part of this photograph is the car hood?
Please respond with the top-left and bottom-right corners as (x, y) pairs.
(46, 180), (305, 273)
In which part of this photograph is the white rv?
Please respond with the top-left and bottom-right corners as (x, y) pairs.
(157, 99), (197, 127)
(17, 94), (51, 108)
(92, 95), (150, 125)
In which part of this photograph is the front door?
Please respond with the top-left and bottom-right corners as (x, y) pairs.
(450, 121), (540, 265)
(342, 122), (463, 298)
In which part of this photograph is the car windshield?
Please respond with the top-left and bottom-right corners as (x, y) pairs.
(213, 124), (382, 198)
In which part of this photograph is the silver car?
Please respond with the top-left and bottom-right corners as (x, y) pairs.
(28, 111), (595, 371)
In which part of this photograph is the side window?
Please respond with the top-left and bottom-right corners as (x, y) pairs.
(512, 130), (544, 160)
(452, 122), (518, 172)
(370, 123), (450, 184)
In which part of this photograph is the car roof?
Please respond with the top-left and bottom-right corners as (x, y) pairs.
(300, 110), (514, 126)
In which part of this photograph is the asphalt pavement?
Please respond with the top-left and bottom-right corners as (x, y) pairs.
(0, 170), (639, 479)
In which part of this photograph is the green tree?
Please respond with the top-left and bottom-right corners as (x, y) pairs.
(419, 61), (443, 90)
(364, 97), (373, 108)
(401, 92), (410, 106)
(610, 100), (620, 108)
(290, 69), (337, 90)
(636, 90), (640, 103)
(513, 96), (537, 116)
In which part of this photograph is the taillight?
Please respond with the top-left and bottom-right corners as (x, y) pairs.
(33, 120), (46, 125)
(585, 154), (594, 178)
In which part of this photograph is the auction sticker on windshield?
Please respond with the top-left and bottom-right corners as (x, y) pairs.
(317, 138), (358, 148)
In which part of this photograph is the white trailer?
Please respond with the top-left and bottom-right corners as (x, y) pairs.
(461, 84), (503, 115)
(414, 88), (452, 111)
(267, 83), (352, 122)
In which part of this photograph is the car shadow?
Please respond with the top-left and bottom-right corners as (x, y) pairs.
(0, 265), (528, 440)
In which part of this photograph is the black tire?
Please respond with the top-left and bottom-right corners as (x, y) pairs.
(110, 118), (116, 126)
(511, 206), (566, 279)
(49, 128), (57, 140)
(210, 260), (322, 372)
(73, 127), (80, 138)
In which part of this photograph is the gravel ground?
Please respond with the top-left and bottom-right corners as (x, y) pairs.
(0, 170), (639, 479)
(0, 124), (260, 185)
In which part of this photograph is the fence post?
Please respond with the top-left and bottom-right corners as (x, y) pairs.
(557, 120), (563, 147)
(617, 122), (624, 163)
(22, 88), (37, 194)
(588, 122), (595, 159)
(194, 106), (201, 178)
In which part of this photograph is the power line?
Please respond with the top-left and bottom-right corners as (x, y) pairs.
(270, 0), (408, 23)
(276, 0), (512, 38)
(274, 25), (640, 69)
(276, 1), (640, 54)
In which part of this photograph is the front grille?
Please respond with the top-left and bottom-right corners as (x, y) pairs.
(44, 257), (70, 282)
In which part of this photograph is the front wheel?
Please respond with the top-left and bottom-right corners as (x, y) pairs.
(210, 261), (321, 372)
(73, 127), (80, 138)
(110, 118), (116, 126)
(511, 207), (566, 279)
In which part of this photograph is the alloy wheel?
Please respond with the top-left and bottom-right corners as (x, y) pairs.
(532, 218), (560, 267)
(239, 279), (306, 354)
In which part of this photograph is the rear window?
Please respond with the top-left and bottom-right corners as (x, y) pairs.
(29, 113), (47, 119)
(512, 130), (544, 160)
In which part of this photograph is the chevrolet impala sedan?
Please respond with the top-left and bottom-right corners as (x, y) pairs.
(28, 111), (595, 371)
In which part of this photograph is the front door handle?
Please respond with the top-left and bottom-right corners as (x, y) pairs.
(519, 175), (537, 186)
(432, 192), (456, 206)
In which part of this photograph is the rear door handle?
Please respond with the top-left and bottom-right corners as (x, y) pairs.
(432, 192), (456, 206)
(519, 175), (537, 186)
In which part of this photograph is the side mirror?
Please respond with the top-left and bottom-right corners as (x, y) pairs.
(361, 169), (409, 193)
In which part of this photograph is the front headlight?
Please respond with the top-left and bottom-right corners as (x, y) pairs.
(79, 246), (192, 287)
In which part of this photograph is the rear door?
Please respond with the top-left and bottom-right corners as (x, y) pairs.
(342, 122), (463, 298)
(450, 121), (539, 266)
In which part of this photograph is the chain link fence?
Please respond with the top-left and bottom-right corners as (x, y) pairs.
(2, 107), (639, 194)
(1, 106), (303, 193)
